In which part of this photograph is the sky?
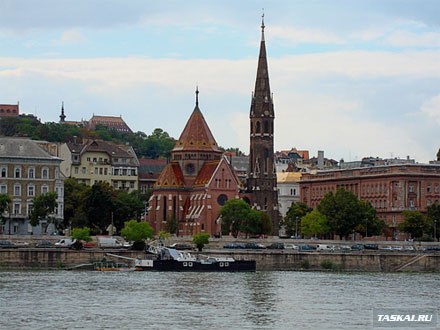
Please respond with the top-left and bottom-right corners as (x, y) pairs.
(1, 0), (440, 163)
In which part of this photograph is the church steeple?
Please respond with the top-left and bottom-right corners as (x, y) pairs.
(247, 16), (279, 235)
(59, 101), (66, 123)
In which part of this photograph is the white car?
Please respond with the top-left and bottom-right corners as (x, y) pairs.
(284, 244), (299, 250)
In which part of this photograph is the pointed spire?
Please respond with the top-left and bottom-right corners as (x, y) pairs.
(195, 86), (199, 107)
(261, 10), (265, 42)
(59, 101), (66, 123)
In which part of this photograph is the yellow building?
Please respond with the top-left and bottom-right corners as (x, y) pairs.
(59, 139), (139, 192)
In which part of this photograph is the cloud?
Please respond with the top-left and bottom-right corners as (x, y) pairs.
(268, 25), (344, 45)
(57, 30), (86, 45)
(421, 94), (440, 124)
(385, 30), (440, 47)
(1, 48), (440, 163)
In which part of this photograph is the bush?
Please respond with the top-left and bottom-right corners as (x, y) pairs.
(300, 259), (310, 269)
(321, 259), (338, 270)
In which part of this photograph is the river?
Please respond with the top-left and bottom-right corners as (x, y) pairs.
(0, 270), (438, 330)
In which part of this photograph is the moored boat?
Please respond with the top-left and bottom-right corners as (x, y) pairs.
(134, 246), (256, 272)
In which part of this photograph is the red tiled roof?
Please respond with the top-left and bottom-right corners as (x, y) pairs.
(172, 107), (221, 153)
(155, 162), (185, 187)
(193, 161), (220, 186)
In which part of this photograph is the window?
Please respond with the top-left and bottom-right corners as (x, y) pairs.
(27, 184), (35, 197)
(28, 168), (35, 179)
(82, 167), (86, 174)
(130, 181), (135, 189)
(104, 168), (108, 175)
(27, 203), (33, 216)
(74, 167), (79, 174)
(0, 185), (6, 194)
(42, 168), (49, 179)
(13, 203), (20, 215)
(1, 167), (6, 178)
(15, 167), (21, 178)
(409, 184), (414, 193)
(14, 184), (21, 196)
(41, 185), (49, 194)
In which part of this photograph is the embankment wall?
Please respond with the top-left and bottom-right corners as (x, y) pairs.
(0, 249), (439, 272)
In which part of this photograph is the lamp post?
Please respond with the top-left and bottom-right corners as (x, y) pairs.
(295, 216), (299, 239)
(434, 219), (437, 242)
(365, 218), (368, 238)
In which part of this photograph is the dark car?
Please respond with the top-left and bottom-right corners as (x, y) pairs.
(35, 240), (55, 248)
(0, 240), (16, 248)
(168, 243), (193, 250)
(351, 244), (365, 251)
(364, 244), (379, 250)
(299, 244), (316, 251)
(244, 242), (266, 249)
(223, 242), (246, 249)
(266, 242), (285, 249)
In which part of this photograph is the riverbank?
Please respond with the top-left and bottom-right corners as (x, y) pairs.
(0, 248), (439, 272)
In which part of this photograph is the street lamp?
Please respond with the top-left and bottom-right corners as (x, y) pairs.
(295, 216), (299, 238)
(365, 218), (368, 238)
(434, 219), (437, 242)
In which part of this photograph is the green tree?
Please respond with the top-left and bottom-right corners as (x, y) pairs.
(220, 199), (251, 237)
(84, 182), (114, 234)
(71, 227), (92, 242)
(29, 192), (58, 227)
(283, 202), (312, 236)
(113, 190), (145, 227)
(427, 203), (440, 241)
(399, 211), (430, 240)
(355, 200), (386, 237)
(63, 178), (90, 229)
(121, 219), (154, 242)
(318, 189), (365, 239)
(0, 194), (11, 225)
(192, 232), (210, 251)
(300, 210), (329, 238)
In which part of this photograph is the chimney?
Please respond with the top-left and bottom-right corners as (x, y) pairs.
(317, 150), (324, 170)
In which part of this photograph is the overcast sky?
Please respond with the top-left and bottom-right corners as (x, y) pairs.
(1, 0), (440, 163)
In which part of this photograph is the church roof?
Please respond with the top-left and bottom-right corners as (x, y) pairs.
(155, 162), (185, 188)
(87, 115), (132, 133)
(193, 160), (221, 186)
(172, 89), (221, 153)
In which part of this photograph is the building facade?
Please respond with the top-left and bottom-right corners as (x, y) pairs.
(59, 139), (139, 192)
(246, 17), (279, 234)
(300, 163), (440, 236)
(277, 172), (302, 217)
(0, 138), (64, 235)
(148, 90), (242, 236)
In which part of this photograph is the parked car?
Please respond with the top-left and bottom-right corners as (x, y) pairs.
(316, 244), (335, 252)
(364, 244), (379, 250)
(391, 245), (403, 251)
(168, 243), (194, 250)
(243, 242), (266, 249)
(0, 240), (16, 248)
(223, 242), (246, 249)
(298, 244), (316, 251)
(14, 241), (29, 247)
(284, 244), (299, 250)
(266, 242), (285, 249)
(379, 245), (393, 251)
(351, 244), (365, 251)
(35, 240), (55, 248)
(339, 245), (352, 251)
(425, 246), (440, 252)
(55, 238), (76, 247)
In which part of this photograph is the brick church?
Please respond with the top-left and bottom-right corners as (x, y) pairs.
(148, 18), (279, 236)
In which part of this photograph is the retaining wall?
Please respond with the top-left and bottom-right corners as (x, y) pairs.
(0, 249), (439, 272)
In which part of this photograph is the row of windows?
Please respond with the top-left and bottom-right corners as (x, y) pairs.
(0, 166), (50, 179)
(0, 183), (51, 197)
(73, 167), (137, 176)
(8, 202), (63, 217)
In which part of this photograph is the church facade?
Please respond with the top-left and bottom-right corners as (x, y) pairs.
(148, 19), (279, 236)
(245, 17), (279, 234)
(147, 90), (242, 236)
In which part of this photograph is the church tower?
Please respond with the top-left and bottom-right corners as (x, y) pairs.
(247, 16), (279, 234)
(59, 101), (66, 123)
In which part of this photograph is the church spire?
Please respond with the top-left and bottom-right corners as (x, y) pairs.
(59, 101), (66, 123)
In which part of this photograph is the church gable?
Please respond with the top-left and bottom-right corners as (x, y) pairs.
(193, 160), (220, 187)
(207, 156), (241, 190)
(155, 162), (185, 187)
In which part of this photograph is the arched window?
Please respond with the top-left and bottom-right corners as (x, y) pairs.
(255, 121), (261, 134)
(42, 168), (49, 179)
(264, 121), (269, 134)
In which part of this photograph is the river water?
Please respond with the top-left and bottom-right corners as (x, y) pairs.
(0, 270), (438, 330)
